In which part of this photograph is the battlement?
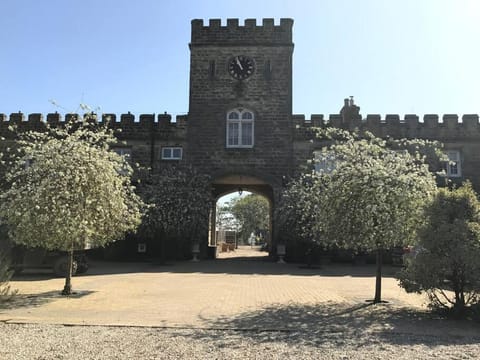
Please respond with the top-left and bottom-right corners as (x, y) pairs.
(0, 112), (187, 140)
(293, 113), (479, 127)
(190, 18), (293, 46)
(293, 113), (480, 140)
(4, 111), (480, 143)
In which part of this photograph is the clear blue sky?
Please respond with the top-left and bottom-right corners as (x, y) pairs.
(1, 0), (478, 119)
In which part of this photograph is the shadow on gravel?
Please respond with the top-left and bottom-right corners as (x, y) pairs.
(0, 290), (95, 311)
(189, 302), (480, 347)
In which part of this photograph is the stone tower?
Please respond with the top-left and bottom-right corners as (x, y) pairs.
(186, 18), (295, 251)
(186, 18), (295, 189)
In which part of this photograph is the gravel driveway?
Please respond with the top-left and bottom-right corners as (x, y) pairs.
(2, 301), (479, 359)
(1, 320), (479, 360)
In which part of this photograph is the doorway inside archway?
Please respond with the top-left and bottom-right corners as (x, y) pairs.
(209, 175), (274, 260)
(215, 191), (270, 260)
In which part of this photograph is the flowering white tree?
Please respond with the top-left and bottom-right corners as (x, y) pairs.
(319, 133), (437, 303)
(280, 129), (439, 303)
(137, 165), (212, 261)
(0, 116), (143, 295)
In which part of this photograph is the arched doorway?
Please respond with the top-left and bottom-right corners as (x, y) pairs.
(215, 190), (270, 260)
(208, 174), (275, 258)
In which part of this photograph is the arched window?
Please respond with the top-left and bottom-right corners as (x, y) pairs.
(226, 109), (254, 148)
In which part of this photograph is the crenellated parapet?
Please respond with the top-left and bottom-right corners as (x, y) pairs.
(293, 113), (480, 141)
(190, 18), (293, 46)
(0, 112), (187, 140)
(4, 111), (480, 143)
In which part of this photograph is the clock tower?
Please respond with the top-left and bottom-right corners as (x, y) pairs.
(186, 18), (294, 250)
(186, 18), (295, 186)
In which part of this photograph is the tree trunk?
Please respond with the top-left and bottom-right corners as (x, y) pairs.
(61, 248), (74, 295)
(373, 248), (383, 303)
(453, 275), (466, 316)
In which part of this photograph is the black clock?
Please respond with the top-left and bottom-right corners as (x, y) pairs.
(228, 55), (255, 80)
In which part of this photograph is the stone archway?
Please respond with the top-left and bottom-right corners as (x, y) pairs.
(209, 174), (275, 257)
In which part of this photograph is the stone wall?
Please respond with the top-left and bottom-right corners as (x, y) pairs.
(292, 112), (480, 189)
(186, 18), (294, 193)
(0, 112), (187, 172)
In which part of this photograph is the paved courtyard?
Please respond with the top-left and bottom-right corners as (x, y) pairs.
(0, 247), (438, 329)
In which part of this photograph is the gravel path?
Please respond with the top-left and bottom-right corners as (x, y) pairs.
(1, 321), (480, 360)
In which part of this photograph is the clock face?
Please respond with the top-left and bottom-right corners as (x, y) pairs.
(228, 55), (254, 80)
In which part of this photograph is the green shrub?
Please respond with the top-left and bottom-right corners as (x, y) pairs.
(398, 182), (480, 318)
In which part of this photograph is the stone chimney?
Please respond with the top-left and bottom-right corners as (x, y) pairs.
(340, 96), (361, 126)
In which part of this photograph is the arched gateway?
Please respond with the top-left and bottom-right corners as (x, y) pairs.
(210, 174), (275, 250)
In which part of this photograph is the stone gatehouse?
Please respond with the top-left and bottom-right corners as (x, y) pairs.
(1, 18), (479, 258)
